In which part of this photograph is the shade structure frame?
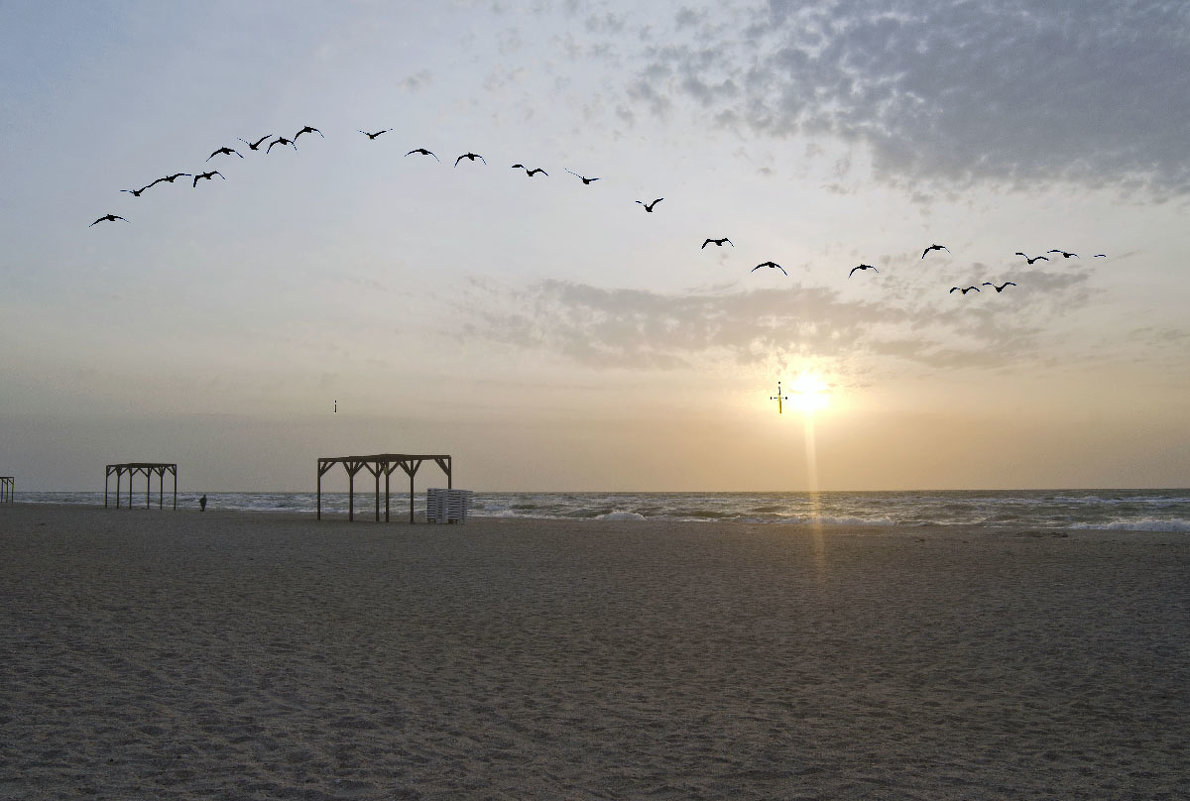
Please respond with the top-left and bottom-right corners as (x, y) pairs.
(104, 463), (177, 510)
(316, 454), (451, 523)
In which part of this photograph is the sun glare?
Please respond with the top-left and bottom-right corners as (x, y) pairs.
(789, 372), (831, 414)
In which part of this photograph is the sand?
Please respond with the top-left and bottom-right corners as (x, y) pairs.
(0, 504), (1186, 800)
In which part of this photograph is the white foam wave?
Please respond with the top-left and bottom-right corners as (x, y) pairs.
(596, 510), (647, 521)
(1070, 518), (1190, 533)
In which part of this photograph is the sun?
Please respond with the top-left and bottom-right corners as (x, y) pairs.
(788, 372), (831, 414)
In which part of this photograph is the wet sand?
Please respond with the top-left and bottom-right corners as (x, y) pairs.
(1, 504), (1186, 800)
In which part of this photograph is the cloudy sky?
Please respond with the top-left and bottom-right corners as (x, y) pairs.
(2, 0), (1187, 492)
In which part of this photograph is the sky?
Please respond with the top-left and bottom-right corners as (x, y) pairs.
(2, 0), (1188, 493)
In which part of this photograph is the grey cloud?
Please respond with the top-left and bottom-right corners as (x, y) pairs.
(624, 1), (1190, 198)
(460, 275), (1079, 372)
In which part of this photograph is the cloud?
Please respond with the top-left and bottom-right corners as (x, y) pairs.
(460, 274), (1087, 373)
(622, 0), (1190, 198)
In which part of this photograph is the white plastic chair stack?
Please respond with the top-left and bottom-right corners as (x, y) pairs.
(426, 488), (471, 523)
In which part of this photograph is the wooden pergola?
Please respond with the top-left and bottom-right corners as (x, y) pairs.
(317, 453), (451, 523)
(105, 463), (177, 509)
(1, 476), (13, 504)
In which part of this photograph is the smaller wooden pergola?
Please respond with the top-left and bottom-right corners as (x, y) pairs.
(317, 453), (451, 523)
(105, 463), (177, 509)
(1, 476), (13, 504)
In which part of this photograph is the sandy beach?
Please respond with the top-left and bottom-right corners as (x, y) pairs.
(1, 504), (1186, 800)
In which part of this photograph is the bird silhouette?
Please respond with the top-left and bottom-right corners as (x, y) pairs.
(142, 173), (191, 190)
(207, 146), (243, 161)
(294, 125), (323, 142)
(982, 281), (1017, 293)
(752, 261), (787, 276)
(921, 244), (949, 259)
(511, 164), (547, 177)
(1094, 253), (1107, 258)
(1015, 252), (1049, 264)
(90, 213), (129, 226)
(849, 264), (878, 277)
(565, 169), (600, 184)
(120, 185), (151, 197)
(267, 137), (297, 153)
(950, 285), (981, 294)
(636, 198), (663, 212)
(454, 152), (487, 166)
(358, 129), (392, 140)
(701, 238), (733, 248)
(192, 170), (224, 187)
(1047, 249), (1079, 259)
(239, 134), (272, 151)
(405, 148), (440, 162)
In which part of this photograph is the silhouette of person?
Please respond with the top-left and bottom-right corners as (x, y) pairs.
(199, 494), (207, 512)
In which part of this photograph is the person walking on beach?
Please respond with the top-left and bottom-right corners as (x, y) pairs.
(199, 494), (207, 512)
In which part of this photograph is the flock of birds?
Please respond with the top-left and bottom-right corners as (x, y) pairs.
(89, 124), (1108, 296)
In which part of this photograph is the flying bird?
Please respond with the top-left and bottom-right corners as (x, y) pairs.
(752, 261), (787, 276)
(1015, 252), (1049, 264)
(1047, 249), (1079, 259)
(192, 170), (224, 187)
(294, 125), (323, 142)
(90, 213), (129, 226)
(120, 185), (151, 197)
(921, 244), (949, 259)
(636, 198), (663, 212)
(267, 136), (297, 153)
(154, 172), (192, 184)
(511, 164), (547, 177)
(454, 152), (487, 166)
(701, 238), (733, 248)
(950, 285), (981, 294)
(239, 134), (272, 151)
(358, 129), (392, 140)
(565, 169), (600, 184)
(982, 281), (1017, 293)
(206, 146), (243, 161)
(405, 148), (440, 162)
(1094, 253), (1107, 258)
(849, 264), (878, 277)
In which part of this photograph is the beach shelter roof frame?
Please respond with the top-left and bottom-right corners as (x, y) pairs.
(317, 453), (451, 523)
(105, 463), (177, 510)
(1, 476), (13, 504)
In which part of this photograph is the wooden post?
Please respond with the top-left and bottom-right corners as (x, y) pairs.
(316, 462), (322, 520)
(374, 465), (381, 522)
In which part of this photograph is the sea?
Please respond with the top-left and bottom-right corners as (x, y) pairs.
(9, 489), (1190, 532)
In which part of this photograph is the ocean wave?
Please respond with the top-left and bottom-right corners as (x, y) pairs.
(1069, 518), (1190, 533)
(595, 511), (647, 521)
(11, 490), (1190, 531)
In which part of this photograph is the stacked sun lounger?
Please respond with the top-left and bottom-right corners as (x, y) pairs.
(426, 488), (472, 524)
